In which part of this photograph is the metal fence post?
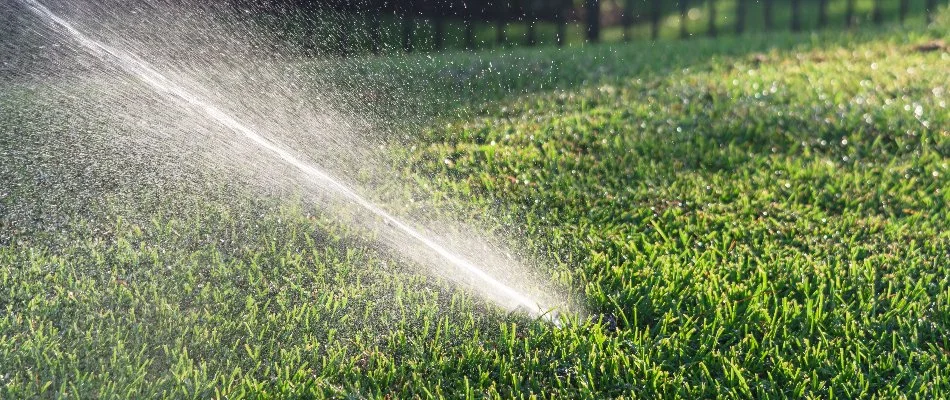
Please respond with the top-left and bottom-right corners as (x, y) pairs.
(899, 0), (909, 24)
(736, 0), (746, 34)
(464, 3), (475, 50)
(846, 0), (856, 28)
(872, 0), (883, 25)
(791, 0), (801, 31)
(497, 0), (508, 46)
(433, 1), (445, 51)
(651, 0), (661, 39)
(527, 0), (538, 46)
(586, 0), (601, 42)
(623, 0), (634, 41)
(556, 0), (567, 47)
(402, 2), (415, 52)
(680, 0), (689, 39)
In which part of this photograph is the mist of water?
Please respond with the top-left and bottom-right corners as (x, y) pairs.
(10, 0), (564, 321)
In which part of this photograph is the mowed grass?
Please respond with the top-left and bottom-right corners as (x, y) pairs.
(2, 9), (950, 399)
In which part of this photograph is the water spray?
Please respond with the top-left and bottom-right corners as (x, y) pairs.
(18, 0), (560, 323)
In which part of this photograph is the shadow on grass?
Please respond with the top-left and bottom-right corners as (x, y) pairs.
(325, 16), (942, 132)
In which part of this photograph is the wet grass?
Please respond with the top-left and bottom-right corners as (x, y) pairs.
(1, 9), (949, 399)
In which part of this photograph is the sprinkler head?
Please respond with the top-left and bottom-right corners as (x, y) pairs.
(511, 305), (564, 327)
(542, 310), (564, 327)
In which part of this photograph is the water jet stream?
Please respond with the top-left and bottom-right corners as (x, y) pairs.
(19, 0), (553, 320)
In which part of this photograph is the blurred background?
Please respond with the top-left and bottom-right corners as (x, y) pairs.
(245, 0), (946, 55)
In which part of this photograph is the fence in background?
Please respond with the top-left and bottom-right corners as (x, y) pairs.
(264, 0), (948, 55)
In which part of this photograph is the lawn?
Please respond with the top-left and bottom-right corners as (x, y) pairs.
(1, 6), (949, 400)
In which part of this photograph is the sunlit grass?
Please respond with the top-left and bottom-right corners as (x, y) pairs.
(1, 7), (948, 399)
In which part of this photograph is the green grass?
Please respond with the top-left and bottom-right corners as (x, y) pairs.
(2, 7), (949, 399)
